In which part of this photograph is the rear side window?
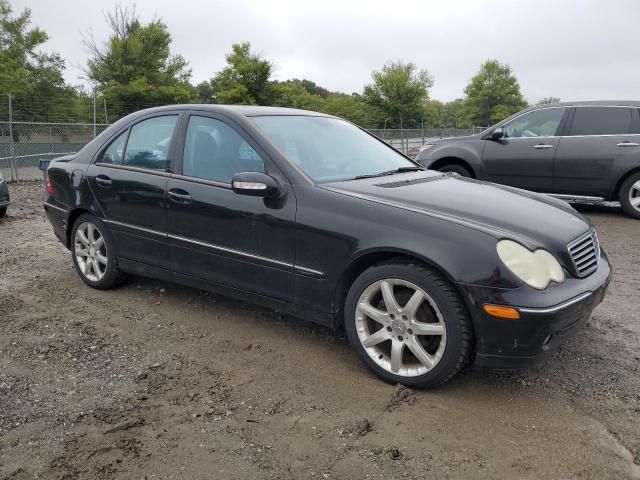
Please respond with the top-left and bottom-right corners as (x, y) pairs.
(124, 116), (178, 170)
(568, 107), (633, 136)
(99, 131), (127, 164)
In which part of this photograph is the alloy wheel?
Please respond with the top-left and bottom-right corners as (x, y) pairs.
(355, 278), (447, 377)
(629, 180), (640, 213)
(74, 222), (108, 282)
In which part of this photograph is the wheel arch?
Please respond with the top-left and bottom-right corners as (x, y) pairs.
(428, 157), (476, 177)
(332, 248), (475, 337)
(66, 207), (93, 247)
(611, 165), (640, 201)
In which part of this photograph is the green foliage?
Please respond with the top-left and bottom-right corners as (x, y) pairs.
(85, 5), (194, 118)
(210, 42), (273, 105)
(322, 93), (382, 126)
(271, 80), (325, 110)
(363, 60), (433, 128)
(463, 60), (527, 127)
(537, 96), (561, 105)
(0, 0), (77, 121)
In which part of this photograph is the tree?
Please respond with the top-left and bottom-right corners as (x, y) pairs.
(210, 42), (273, 105)
(323, 93), (382, 127)
(271, 80), (325, 111)
(363, 60), (433, 128)
(85, 5), (194, 118)
(537, 96), (560, 105)
(463, 60), (527, 127)
(0, 0), (77, 121)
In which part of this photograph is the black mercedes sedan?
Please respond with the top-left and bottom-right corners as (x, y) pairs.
(415, 101), (640, 219)
(43, 105), (611, 388)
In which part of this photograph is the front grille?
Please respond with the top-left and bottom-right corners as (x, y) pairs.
(568, 229), (600, 278)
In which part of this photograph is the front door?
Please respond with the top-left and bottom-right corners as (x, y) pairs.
(481, 107), (568, 192)
(553, 106), (640, 196)
(167, 114), (296, 302)
(87, 114), (180, 268)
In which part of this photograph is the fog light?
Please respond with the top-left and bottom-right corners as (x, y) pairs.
(483, 304), (521, 320)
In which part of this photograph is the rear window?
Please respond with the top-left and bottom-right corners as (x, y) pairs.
(568, 107), (633, 136)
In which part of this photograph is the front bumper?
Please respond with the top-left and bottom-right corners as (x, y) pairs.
(460, 250), (612, 369)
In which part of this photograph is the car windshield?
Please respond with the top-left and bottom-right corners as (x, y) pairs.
(251, 115), (418, 183)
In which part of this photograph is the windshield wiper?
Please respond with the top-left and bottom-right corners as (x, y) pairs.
(353, 166), (423, 180)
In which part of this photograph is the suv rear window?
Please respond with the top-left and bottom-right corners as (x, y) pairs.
(568, 107), (633, 136)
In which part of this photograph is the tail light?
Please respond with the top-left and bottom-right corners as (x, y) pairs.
(45, 170), (54, 195)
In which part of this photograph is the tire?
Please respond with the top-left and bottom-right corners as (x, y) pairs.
(344, 260), (472, 388)
(0, 206), (6, 218)
(439, 164), (472, 177)
(70, 213), (126, 289)
(619, 171), (640, 219)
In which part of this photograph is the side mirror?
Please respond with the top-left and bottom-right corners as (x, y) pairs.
(490, 127), (504, 140)
(232, 172), (280, 198)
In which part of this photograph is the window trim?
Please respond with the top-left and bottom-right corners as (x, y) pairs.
(565, 105), (638, 137)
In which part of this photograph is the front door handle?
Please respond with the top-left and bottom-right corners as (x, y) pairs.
(533, 144), (553, 149)
(617, 141), (639, 147)
(95, 175), (112, 187)
(168, 188), (192, 204)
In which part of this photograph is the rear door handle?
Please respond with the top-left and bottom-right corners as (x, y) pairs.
(617, 142), (639, 147)
(533, 144), (553, 149)
(95, 175), (112, 187)
(168, 188), (192, 204)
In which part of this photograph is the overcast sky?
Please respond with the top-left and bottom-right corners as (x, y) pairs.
(12, 0), (640, 103)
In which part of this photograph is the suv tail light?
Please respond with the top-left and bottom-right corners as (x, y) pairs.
(45, 170), (54, 195)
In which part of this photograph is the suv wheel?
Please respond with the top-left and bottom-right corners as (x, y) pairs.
(439, 164), (472, 177)
(620, 172), (640, 219)
(344, 261), (472, 388)
(71, 214), (125, 289)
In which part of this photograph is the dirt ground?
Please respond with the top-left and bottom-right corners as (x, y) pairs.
(0, 181), (638, 480)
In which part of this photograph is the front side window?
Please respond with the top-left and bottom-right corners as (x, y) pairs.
(183, 116), (265, 183)
(502, 108), (566, 138)
(123, 116), (178, 170)
(251, 116), (416, 183)
(568, 107), (633, 136)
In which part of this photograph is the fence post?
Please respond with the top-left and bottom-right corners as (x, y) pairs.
(421, 116), (425, 145)
(8, 94), (18, 182)
(92, 92), (97, 138)
(400, 117), (404, 154)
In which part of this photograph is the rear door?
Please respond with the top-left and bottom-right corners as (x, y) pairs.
(166, 113), (296, 302)
(553, 106), (640, 197)
(481, 107), (568, 192)
(87, 114), (180, 268)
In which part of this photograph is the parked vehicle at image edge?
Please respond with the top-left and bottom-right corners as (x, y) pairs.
(415, 101), (640, 219)
(43, 105), (612, 388)
(0, 170), (9, 218)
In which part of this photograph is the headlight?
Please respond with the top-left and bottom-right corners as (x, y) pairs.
(418, 144), (434, 153)
(497, 239), (565, 290)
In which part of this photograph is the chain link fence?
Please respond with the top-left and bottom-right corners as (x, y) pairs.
(0, 121), (487, 181)
(0, 121), (110, 180)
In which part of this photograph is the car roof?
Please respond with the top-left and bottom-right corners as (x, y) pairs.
(126, 104), (335, 119)
(530, 100), (640, 109)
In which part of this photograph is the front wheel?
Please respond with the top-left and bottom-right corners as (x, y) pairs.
(439, 164), (472, 177)
(619, 172), (640, 219)
(344, 261), (472, 388)
(71, 214), (125, 289)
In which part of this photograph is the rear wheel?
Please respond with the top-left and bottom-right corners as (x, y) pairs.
(620, 172), (640, 219)
(71, 214), (125, 289)
(344, 261), (472, 388)
(438, 164), (472, 177)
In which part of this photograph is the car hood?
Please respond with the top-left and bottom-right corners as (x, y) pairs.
(323, 171), (591, 249)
